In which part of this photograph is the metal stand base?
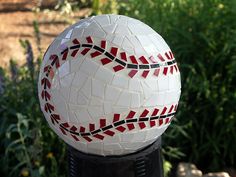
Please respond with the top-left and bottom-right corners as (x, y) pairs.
(68, 137), (163, 177)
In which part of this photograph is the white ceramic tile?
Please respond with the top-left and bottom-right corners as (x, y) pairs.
(109, 14), (119, 24)
(113, 106), (128, 114)
(105, 85), (121, 102)
(144, 79), (158, 90)
(129, 78), (142, 92)
(74, 142), (88, 153)
(164, 90), (181, 104)
(59, 61), (70, 78)
(120, 142), (143, 150)
(87, 106), (104, 118)
(116, 15), (128, 25)
(61, 38), (70, 45)
(71, 27), (84, 39)
(90, 98), (103, 106)
(65, 29), (73, 39)
(92, 23), (106, 38)
(74, 106), (91, 123)
(102, 24), (117, 34)
(144, 92), (165, 106)
(103, 143), (122, 151)
(60, 73), (75, 88)
(114, 25), (131, 35)
(70, 57), (85, 73)
(169, 73), (181, 90)
(130, 92), (141, 108)
(72, 71), (88, 90)
(122, 37), (134, 50)
(120, 133), (135, 142)
(87, 142), (103, 155)
(112, 74), (129, 88)
(77, 93), (89, 105)
(157, 76), (169, 91)
(103, 101), (113, 115)
(92, 79), (105, 99)
(94, 67), (114, 84)
(141, 81), (152, 99)
(94, 14), (110, 26)
(130, 130), (147, 142)
(80, 58), (99, 76)
(145, 127), (164, 141)
(112, 35), (125, 46)
(116, 91), (131, 107)
(59, 86), (71, 102)
(69, 88), (78, 104)
(51, 72), (60, 90)
(81, 78), (92, 98)
(52, 92), (68, 121)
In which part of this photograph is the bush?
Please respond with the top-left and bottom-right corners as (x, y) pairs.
(120, 0), (236, 171)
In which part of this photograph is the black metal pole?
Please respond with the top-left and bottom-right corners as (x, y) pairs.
(68, 137), (164, 177)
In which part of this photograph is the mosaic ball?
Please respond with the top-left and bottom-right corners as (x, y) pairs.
(38, 14), (181, 156)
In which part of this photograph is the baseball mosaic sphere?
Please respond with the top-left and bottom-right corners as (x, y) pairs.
(38, 14), (181, 156)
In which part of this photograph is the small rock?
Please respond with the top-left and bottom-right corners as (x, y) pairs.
(202, 172), (230, 177)
(177, 162), (203, 177)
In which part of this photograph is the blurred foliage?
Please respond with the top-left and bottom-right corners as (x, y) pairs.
(118, 0), (236, 171)
(0, 0), (236, 176)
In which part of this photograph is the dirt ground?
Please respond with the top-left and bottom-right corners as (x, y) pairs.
(0, 9), (91, 68)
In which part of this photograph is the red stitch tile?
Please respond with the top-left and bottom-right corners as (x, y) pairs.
(174, 64), (179, 71)
(100, 119), (106, 128)
(150, 120), (156, 127)
(129, 55), (138, 64)
(94, 134), (104, 140)
(110, 47), (118, 56)
(70, 126), (77, 132)
(62, 122), (70, 128)
(128, 70), (138, 78)
(104, 130), (115, 136)
(140, 109), (149, 117)
(163, 67), (168, 75)
(113, 114), (120, 122)
(113, 65), (124, 72)
(91, 51), (102, 58)
(79, 126), (85, 132)
(157, 54), (165, 61)
(44, 103), (54, 112)
(101, 40), (106, 49)
(50, 55), (60, 68)
(44, 66), (50, 73)
(71, 134), (79, 141)
(86, 36), (93, 43)
(165, 52), (171, 60)
(151, 108), (159, 116)
(62, 50), (68, 60)
(101, 58), (112, 65)
(49, 69), (54, 80)
(168, 105), (174, 113)
(161, 107), (167, 115)
(139, 56), (149, 64)
(83, 136), (92, 142)
(81, 48), (90, 55)
(170, 51), (174, 59)
(149, 56), (157, 63)
(127, 123), (135, 130)
(50, 114), (60, 124)
(120, 52), (127, 61)
(170, 65), (174, 74)
(126, 111), (136, 119)
(41, 78), (51, 89)
(142, 70), (149, 78)
(89, 124), (95, 131)
(139, 122), (146, 129)
(159, 119), (163, 126)
(165, 118), (170, 124)
(116, 126), (126, 132)
(153, 68), (160, 76)
(71, 49), (79, 57)
(174, 104), (178, 111)
(60, 127), (67, 135)
(72, 38), (80, 44)
(41, 90), (51, 100)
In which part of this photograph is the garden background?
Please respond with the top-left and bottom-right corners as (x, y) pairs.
(0, 0), (236, 177)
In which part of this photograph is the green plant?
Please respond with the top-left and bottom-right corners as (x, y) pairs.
(120, 0), (236, 171)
